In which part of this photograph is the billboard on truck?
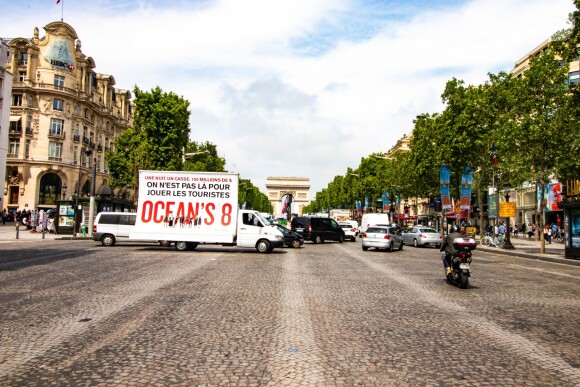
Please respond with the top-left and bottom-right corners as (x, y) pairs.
(130, 171), (239, 243)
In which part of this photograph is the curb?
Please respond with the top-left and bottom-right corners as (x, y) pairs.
(477, 245), (580, 267)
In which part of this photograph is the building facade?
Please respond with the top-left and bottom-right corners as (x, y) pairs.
(3, 22), (132, 215)
(266, 177), (310, 216)
(0, 38), (13, 209)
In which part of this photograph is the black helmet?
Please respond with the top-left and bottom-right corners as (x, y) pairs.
(450, 225), (459, 233)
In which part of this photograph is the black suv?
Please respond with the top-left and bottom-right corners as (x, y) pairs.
(290, 217), (345, 244)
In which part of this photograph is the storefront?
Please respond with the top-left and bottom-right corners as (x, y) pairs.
(561, 179), (580, 259)
(55, 199), (134, 235)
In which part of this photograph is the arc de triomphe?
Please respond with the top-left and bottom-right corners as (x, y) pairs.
(266, 177), (310, 217)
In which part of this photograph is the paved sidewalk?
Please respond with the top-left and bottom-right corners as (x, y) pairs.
(0, 222), (90, 242)
(474, 234), (580, 267)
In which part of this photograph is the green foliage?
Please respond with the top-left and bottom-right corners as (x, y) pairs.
(107, 86), (191, 190)
(239, 178), (273, 213)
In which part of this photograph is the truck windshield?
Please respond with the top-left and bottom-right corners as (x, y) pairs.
(255, 212), (271, 226)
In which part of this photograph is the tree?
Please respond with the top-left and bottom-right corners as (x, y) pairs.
(506, 49), (569, 252)
(107, 86), (191, 192)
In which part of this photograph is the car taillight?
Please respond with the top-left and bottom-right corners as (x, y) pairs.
(93, 225), (97, 232)
(350, 228), (356, 232)
(384, 234), (390, 239)
(362, 233), (367, 238)
(308, 225), (312, 233)
(440, 235), (444, 239)
(419, 234), (425, 238)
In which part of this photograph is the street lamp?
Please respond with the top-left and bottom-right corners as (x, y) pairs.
(87, 148), (96, 238)
(501, 183), (515, 250)
(74, 147), (92, 237)
(346, 172), (361, 220)
(183, 150), (210, 162)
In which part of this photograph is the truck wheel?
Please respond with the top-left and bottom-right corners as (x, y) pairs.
(101, 234), (115, 246)
(175, 241), (188, 251)
(158, 240), (171, 247)
(256, 240), (271, 253)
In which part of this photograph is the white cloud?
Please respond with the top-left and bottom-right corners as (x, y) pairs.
(0, 0), (574, 204)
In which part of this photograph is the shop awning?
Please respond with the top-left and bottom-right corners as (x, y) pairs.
(9, 116), (21, 122)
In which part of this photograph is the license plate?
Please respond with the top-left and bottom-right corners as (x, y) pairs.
(459, 263), (470, 270)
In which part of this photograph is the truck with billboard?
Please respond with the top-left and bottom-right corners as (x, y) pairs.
(130, 170), (284, 253)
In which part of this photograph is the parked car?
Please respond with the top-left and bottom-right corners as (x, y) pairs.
(402, 226), (443, 248)
(362, 226), (403, 252)
(274, 224), (304, 248)
(290, 216), (345, 244)
(338, 222), (357, 241)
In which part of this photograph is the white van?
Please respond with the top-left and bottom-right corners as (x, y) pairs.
(360, 213), (391, 236)
(92, 212), (137, 246)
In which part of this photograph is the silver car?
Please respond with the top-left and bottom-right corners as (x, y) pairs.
(402, 226), (443, 248)
(362, 226), (403, 252)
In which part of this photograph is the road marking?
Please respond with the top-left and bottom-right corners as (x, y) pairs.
(269, 249), (325, 385)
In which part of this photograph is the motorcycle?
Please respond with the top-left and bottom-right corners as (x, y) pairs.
(443, 237), (476, 289)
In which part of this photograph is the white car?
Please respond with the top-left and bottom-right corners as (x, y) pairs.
(338, 222), (357, 241)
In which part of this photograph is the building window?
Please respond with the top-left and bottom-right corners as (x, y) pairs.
(12, 94), (22, 106)
(19, 52), (28, 65)
(18, 71), (26, 81)
(74, 146), (78, 165)
(97, 156), (102, 171)
(26, 115), (32, 134)
(48, 141), (63, 160)
(9, 139), (20, 156)
(53, 98), (64, 111)
(54, 75), (65, 90)
(569, 71), (580, 86)
(50, 118), (64, 136)
(25, 140), (30, 157)
(9, 118), (22, 133)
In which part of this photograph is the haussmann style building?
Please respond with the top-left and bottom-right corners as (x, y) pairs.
(3, 21), (133, 232)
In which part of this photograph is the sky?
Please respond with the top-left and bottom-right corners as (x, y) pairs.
(1, 0), (575, 199)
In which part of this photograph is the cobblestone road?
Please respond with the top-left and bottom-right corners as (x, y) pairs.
(0, 240), (578, 386)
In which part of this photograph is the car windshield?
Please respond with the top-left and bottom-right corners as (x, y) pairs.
(276, 225), (289, 235)
(419, 228), (438, 233)
(366, 227), (388, 234)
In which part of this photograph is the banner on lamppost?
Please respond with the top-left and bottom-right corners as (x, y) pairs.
(488, 187), (497, 219)
(364, 196), (369, 210)
(460, 166), (473, 210)
(440, 165), (452, 210)
(382, 190), (390, 211)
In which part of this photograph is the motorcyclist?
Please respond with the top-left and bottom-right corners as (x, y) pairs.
(440, 225), (463, 278)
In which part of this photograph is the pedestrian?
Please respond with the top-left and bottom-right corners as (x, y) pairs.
(527, 223), (534, 239)
(1, 209), (6, 225)
(547, 224), (552, 244)
(42, 210), (49, 233)
(514, 224), (519, 238)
